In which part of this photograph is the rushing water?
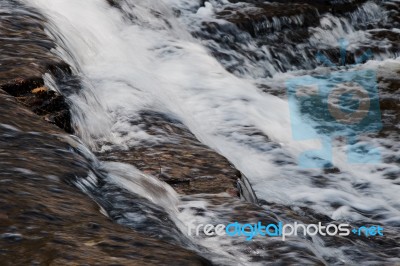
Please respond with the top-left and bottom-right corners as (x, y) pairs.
(12, 0), (400, 264)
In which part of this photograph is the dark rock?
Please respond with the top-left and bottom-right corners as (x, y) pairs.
(0, 1), (74, 133)
(97, 111), (241, 195)
(1, 79), (73, 133)
(0, 1), (64, 83)
(0, 91), (211, 265)
(219, 0), (370, 37)
(217, 3), (320, 37)
(376, 62), (400, 141)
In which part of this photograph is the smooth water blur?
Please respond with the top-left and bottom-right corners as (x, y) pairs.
(21, 0), (400, 264)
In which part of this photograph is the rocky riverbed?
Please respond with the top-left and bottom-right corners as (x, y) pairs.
(1, 0), (399, 265)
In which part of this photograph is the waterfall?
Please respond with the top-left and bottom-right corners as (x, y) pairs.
(17, 0), (400, 264)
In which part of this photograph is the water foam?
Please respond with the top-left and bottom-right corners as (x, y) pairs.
(25, 0), (400, 238)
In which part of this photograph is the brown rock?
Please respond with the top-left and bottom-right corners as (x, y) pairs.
(32, 86), (48, 94)
(0, 1), (74, 133)
(98, 111), (241, 195)
(0, 91), (211, 266)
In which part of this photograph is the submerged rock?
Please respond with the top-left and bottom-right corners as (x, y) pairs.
(98, 111), (241, 196)
(0, 0), (243, 198)
(217, 3), (320, 37)
(0, 2), (214, 264)
(0, 90), (211, 265)
(190, 0), (399, 77)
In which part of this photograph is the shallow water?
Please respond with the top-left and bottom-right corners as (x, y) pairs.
(5, 0), (400, 264)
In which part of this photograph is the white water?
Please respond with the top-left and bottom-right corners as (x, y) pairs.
(23, 0), (400, 228)
(25, 0), (400, 262)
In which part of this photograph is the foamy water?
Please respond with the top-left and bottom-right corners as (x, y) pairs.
(22, 0), (400, 264)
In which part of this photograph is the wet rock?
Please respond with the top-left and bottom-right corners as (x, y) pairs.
(0, 1), (74, 133)
(0, 91), (211, 265)
(98, 111), (241, 195)
(0, 1), (64, 83)
(229, 0), (368, 14)
(217, 0), (369, 37)
(188, 0), (398, 77)
(1, 78), (73, 133)
(376, 61), (400, 140)
(1, 0), (241, 217)
(180, 194), (399, 265)
(217, 3), (320, 37)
